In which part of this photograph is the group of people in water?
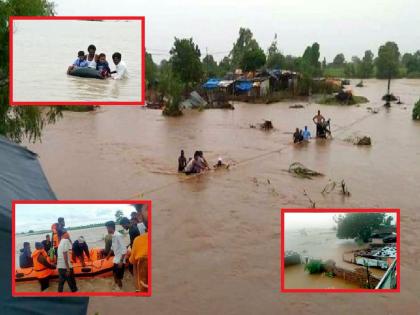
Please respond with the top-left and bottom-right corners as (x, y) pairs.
(18, 204), (148, 293)
(293, 110), (331, 143)
(178, 150), (229, 174)
(66, 44), (128, 79)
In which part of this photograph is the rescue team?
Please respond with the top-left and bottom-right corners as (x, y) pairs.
(18, 204), (149, 293)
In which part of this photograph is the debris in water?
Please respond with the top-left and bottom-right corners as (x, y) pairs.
(303, 189), (316, 208)
(288, 162), (323, 179)
(354, 136), (371, 146)
(321, 179), (351, 196)
(289, 104), (304, 109)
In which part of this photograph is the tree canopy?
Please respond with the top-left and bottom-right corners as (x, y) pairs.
(170, 37), (203, 88)
(376, 41), (400, 79)
(0, 0), (62, 143)
(202, 54), (219, 78)
(333, 53), (346, 66)
(145, 51), (158, 88)
(335, 213), (393, 243)
(266, 35), (284, 69)
(240, 45), (266, 72)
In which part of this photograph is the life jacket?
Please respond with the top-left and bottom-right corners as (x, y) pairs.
(32, 249), (53, 279)
(51, 223), (60, 248)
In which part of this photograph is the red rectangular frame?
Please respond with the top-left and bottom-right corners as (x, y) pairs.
(9, 16), (145, 106)
(280, 208), (400, 293)
(12, 199), (152, 297)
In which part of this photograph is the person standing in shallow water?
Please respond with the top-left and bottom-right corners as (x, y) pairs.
(111, 52), (128, 79)
(313, 110), (325, 137)
(178, 150), (187, 172)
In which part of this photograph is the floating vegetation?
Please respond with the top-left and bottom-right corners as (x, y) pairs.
(288, 162), (323, 179)
(344, 135), (372, 145)
(303, 189), (316, 208)
(318, 94), (369, 106)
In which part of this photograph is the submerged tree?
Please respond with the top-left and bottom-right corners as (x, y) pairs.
(335, 213), (390, 243)
(145, 51), (158, 88)
(0, 0), (62, 143)
(376, 42), (400, 79)
(413, 98), (420, 120)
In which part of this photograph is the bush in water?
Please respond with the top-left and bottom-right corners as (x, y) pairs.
(413, 99), (420, 120)
(304, 259), (325, 274)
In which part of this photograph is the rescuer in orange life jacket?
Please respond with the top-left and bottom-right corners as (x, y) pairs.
(32, 242), (56, 291)
(51, 217), (65, 257)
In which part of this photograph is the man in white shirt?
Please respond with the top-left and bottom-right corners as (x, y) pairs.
(111, 52), (128, 80)
(57, 231), (78, 292)
(105, 221), (127, 288)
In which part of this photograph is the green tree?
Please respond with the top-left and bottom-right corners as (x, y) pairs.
(115, 210), (124, 224)
(145, 51), (157, 88)
(240, 45), (266, 72)
(229, 27), (262, 70)
(403, 51), (420, 77)
(299, 43), (321, 94)
(322, 57), (327, 70)
(333, 53), (346, 66)
(376, 41), (400, 79)
(0, 0), (62, 143)
(202, 54), (219, 78)
(266, 35), (284, 69)
(218, 56), (231, 75)
(335, 213), (388, 242)
(158, 60), (183, 116)
(169, 37), (202, 89)
(358, 50), (374, 78)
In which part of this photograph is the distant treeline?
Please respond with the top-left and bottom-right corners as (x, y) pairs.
(19, 222), (108, 236)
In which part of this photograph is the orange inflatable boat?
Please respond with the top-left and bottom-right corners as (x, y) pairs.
(15, 248), (125, 283)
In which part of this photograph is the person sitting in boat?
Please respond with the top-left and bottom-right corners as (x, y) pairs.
(19, 242), (33, 268)
(41, 234), (52, 254)
(67, 50), (88, 74)
(32, 242), (56, 292)
(96, 53), (111, 77)
(178, 150), (187, 172)
(111, 52), (128, 80)
(302, 126), (311, 141)
(313, 110), (326, 137)
(72, 236), (91, 267)
(86, 44), (99, 69)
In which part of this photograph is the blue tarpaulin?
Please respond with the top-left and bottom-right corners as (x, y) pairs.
(0, 136), (89, 315)
(235, 80), (253, 92)
(202, 78), (220, 89)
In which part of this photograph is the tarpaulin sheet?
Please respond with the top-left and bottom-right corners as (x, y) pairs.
(0, 136), (88, 315)
(202, 78), (220, 89)
(234, 80), (253, 92)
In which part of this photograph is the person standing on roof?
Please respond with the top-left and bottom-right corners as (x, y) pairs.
(111, 52), (128, 80)
(32, 242), (56, 291)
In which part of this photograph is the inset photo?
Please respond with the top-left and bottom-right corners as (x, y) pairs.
(281, 209), (399, 293)
(10, 16), (144, 105)
(12, 200), (151, 297)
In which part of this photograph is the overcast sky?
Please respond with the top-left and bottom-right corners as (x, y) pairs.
(52, 0), (419, 63)
(284, 212), (396, 230)
(15, 204), (135, 233)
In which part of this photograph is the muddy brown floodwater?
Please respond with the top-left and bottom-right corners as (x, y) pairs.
(25, 79), (420, 314)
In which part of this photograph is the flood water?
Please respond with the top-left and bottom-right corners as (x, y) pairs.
(15, 226), (136, 292)
(24, 79), (420, 314)
(12, 20), (142, 102)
